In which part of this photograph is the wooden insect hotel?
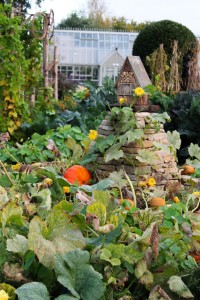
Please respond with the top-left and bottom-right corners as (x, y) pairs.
(116, 56), (151, 108)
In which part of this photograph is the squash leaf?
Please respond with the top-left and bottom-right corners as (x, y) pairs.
(55, 296), (78, 300)
(0, 186), (9, 209)
(136, 149), (159, 164)
(55, 249), (105, 300)
(104, 143), (124, 162)
(80, 178), (114, 192)
(108, 170), (127, 190)
(7, 234), (28, 256)
(65, 136), (83, 158)
(151, 112), (171, 123)
(15, 282), (50, 300)
(35, 189), (52, 212)
(1, 202), (25, 228)
(95, 135), (115, 153)
(167, 130), (181, 150)
(119, 129), (144, 145)
(28, 211), (85, 269)
(188, 143), (200, 160)
(168, 276), (194, 298)
(153, 141), (172, 154)
(100, 243), (124, 266)
(135, 259), (147, 279)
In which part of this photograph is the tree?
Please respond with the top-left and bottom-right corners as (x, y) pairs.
(87, 0), (107, 28)
(57, 12), (91, 29)
(56, 0), (149, 31)
(0, 0), (43, 13)
(87, 0), (106, 20)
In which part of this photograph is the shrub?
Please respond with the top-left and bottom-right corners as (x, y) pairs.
(132, 20), (197, 89)
(165, 90), (200, 164)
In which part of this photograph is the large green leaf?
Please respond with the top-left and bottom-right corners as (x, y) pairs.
(95, 135), (115, 153)
(85, 224), (122, 247)
(1, 202), (25, 228)
(100, 243), (125, 266)
(15, 282), (50, 300)
(35, 188), (52, 212)
(122, 243), (144, 264)
(0, 173), (15, 187)
(119, 129), (144, 145)
(7, 234), (28, 256)
(136, 149), (159, 164)
(55, 296), (78, 300)
(0, 186), (9, 209)
(104, 143), (124, 162)
(153, 141), (172, 154)
(167, 130), (181, 150)
(168, 276), (194, 298)
(151, 112), (171, 123)
(55, 249), (105, 300)
(28, 211), (85, 269)
(80, 178), (114, 192)
(65, 136), (83, 158)
(188, 143), (200, 160)
(135, 259), (147, 279)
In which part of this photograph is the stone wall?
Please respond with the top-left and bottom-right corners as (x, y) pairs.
(96, 112), (179, 188)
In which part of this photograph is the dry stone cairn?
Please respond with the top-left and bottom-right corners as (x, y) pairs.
(96, 111), (179, 189)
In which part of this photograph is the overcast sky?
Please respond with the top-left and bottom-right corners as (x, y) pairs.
(30, 0), (200, 35)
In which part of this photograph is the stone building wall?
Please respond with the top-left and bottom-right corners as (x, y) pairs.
(96, 111), (179, 188)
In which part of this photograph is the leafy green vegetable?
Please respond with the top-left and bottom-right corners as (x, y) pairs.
(55, 249), (105, 300)
(28, 211), (85, 269)
(16, 282), (50, 300)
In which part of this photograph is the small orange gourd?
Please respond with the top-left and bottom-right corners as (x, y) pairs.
(150, 197), (165, 207)
(181, 165), (195, 175)
(64, 165), (91, 186)
(119, 198), (134, 210)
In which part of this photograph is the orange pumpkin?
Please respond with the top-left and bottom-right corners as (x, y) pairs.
(64, 165), (91, 186)
(120, 198), (134, 210)
(181, 165), (195, 175)
(150, 197), (165, 207)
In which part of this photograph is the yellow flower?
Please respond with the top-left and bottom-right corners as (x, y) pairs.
(0, 290), (9, 300)
(147, 177), (156, 187)
(44, 178), (53, 186)
(133, 87), (145, 97)
(193, 191), (200, 197)
(88, 130), (98, 141)
(63, 186), (70, 193)
(174, 196), (180, 203)
(11, 163), (21, 171)
(119, 97), (127, 105)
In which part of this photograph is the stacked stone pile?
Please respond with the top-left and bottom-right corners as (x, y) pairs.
(96, 112), (180, 188)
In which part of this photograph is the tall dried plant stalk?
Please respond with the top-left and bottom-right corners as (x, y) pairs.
(167, 40), (181, 93)
(187, 40), (200, 91)
(146, 43), (167, 91)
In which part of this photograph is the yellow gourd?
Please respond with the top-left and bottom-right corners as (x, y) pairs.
(150, 197), (165, 207)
